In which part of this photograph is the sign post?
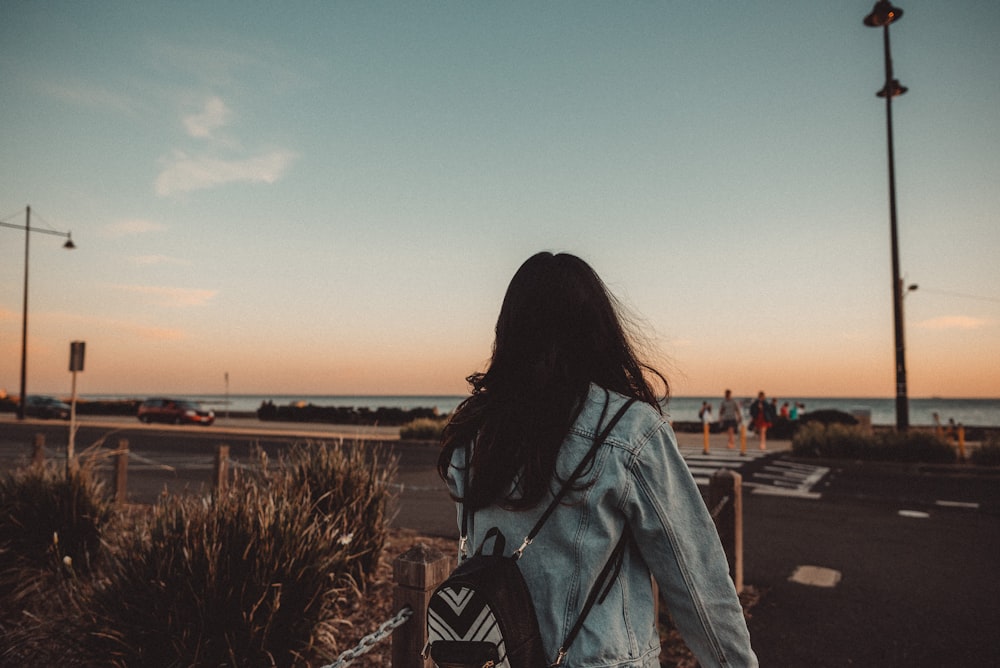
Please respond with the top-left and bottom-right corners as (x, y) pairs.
(68, 341), (85, 474)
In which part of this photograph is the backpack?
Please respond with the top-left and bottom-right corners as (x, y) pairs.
(423, 395), (636, 668)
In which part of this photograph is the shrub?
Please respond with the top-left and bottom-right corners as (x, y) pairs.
(35, 441), (399, 667)
(874, 430), (956, 464)
(400, 417), (447, 440)
(277, 441), (397, 584)
(970, 435), (1000, 466)
(791, 422), (867, 459)
(792, 423), (955, 463)
(0, 462), (113, 627)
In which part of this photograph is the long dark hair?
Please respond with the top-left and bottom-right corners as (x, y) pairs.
(438, 252), (668, 511)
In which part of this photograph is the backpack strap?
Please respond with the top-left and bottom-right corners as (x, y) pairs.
(512, 392), (637, 559)
(552, 528), (632, 665)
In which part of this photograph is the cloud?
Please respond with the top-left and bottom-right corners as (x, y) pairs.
(103, 219), (166, 238)
(113, 285), (218, 307)
(183, 96), (232, 138)
(916, 316), (989, 331)
(155, 149), (296, 196)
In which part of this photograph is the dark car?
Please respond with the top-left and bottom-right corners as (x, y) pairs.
(24, 395), (72, 420)
(137, 398), (215, 426)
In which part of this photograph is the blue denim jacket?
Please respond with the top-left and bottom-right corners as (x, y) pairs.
(446, 384), (758, 667)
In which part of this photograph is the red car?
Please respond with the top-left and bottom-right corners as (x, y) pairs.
(137, 398), (215, 425)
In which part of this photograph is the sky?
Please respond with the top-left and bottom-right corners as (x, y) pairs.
(1, 1), (998, 401)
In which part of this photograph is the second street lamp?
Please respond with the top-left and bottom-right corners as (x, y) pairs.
(864, 0), (910, 431)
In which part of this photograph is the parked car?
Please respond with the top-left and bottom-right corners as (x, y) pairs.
(137, 398), (215, 425)
(24, 395), (71, 420)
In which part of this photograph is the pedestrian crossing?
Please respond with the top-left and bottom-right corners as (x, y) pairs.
(678, 446), (829, 498)
(679, 446), (770, 485)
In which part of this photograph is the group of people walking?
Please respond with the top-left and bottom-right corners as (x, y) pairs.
(700, 390), (802, 450)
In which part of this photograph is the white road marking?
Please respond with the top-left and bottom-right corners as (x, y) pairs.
(935, 500), (980, 510)
(789, 565), (842, 588)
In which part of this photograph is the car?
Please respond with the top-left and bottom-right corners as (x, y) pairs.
(137, 398), (215, 426)
(24, 395), (72, 420)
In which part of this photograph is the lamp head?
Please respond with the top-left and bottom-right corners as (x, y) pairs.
(877, 79), (908, 98)
(63, 234), (76, 250)
(864, 0), (903, 27)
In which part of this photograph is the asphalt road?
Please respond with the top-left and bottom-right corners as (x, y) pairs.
(3, 416), (998, 666)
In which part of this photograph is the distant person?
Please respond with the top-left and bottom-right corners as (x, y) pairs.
(699, 401), (713, 424)
(438, 252), (757, 667)
(718, 389), (742, 449)
(789, 401), (800, 420)
(780, 402), (790, 419)
(749, 391), (776, 450)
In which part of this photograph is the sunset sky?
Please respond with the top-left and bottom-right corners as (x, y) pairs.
(1, 1), (997, 400)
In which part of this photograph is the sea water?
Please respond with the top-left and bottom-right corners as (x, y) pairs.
(80, 393), (1000, 427)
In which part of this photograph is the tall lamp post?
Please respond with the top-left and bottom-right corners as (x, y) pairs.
(864, 0), (909, 431)
(0, 206), (76, 420)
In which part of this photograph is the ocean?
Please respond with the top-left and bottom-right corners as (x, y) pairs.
(79, 393), (1000, 427)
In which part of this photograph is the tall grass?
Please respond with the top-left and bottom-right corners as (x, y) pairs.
(0, 462), (113, 628)
(278, 442), (397, 584)
(1, 441), (397, 667)
(970, 434), (1000, 466)
(399, 416), (447, 440)
(792, 422), (956, 463)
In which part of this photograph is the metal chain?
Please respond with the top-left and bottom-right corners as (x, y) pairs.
(710, 494), (731, 520)
(321, 605), (413, 668)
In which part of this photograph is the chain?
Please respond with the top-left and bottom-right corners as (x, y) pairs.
(321, 605), (413, 668)
(710, 494), (731, 520)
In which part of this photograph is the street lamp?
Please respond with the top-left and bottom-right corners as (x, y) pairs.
(0, 206), (76, 420)
(864, 0), (909, 431)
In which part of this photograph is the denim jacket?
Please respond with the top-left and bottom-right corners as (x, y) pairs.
(446, 384), (758, 667)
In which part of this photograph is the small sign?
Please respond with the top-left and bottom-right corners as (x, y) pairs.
(69, 341), (86, 372)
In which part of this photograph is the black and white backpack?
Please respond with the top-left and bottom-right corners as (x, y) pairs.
(424, 396), (635, 668)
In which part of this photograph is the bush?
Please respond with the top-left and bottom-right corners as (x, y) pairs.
(874, 430), (956, 464)
(67, 476), (350, 667)
(0, 462), (113, 628)
(4, 442), (397, 667)
(792, 423), (955, 463)
(970, 435), (1000, 466)
(400, 417), (447, 440)
(277, 442), (397, 584)
(257, 401), (439, 426)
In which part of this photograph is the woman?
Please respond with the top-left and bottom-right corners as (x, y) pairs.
(438, 252), (756, 667)
(749, 391), (774, 451)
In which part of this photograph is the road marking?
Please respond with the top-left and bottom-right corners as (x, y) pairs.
(935, 500), (980, 510)
(789, 565), (841, 588)
(747, 485), (822, 500)
(898, 510), (930, 518)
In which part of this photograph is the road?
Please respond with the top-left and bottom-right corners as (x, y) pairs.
(3, 415), (998, 665)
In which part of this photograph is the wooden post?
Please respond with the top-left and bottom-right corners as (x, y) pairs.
(392, 544), (452, 668)
(709, 469), (743, 593)
(957, 425), (966, 461)
(739, 424), (747, 456)
(214, 444), (230, 494)
(32, 433), (45, 469)
(115, 438), (129, 506)
(702, 421), (710, 454)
